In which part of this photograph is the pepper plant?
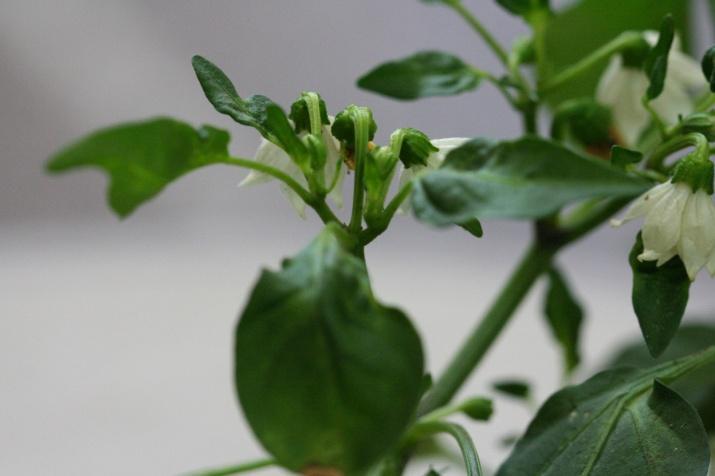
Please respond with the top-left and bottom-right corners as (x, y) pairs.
(46, 0), (715, 474)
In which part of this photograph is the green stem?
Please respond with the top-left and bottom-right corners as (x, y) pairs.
(359, 182), (413, 245)
(223, 157), (340, 225)
(188, 458), (276, 476)
(539, 31), (644, 95)
(642, 96), (667, 138)
(348, 110), (371, 233)
(406, 421), (483, 476)
(447, 1), (509, 66)
(646, 132), (711, 171)
(418, 242), (556, 415)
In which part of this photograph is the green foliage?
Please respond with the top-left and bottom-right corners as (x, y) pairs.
(357, 51), (481, 100)
(542, 0), (690, 105)
(609, 323), (715, 434)
(411, 137), (649, 226)
(610, 146), (643, 170)
(629, 233), (691, 357)
(289, 92), (330, 133)
(493, 380), (531, 400)
(234, 225), (425, 474)
(495, 0), (550, 20)
(46, 118), (229, 218)
(702, 46), (715, 92)
(497, 351), (713, 475)
(544, 267), (584, 373)
(644, 15), (675, 100)
(460, 397), (493, 421)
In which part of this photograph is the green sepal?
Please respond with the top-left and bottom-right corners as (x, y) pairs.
(550, 98), (612, 147)
(234, 224), (425, 474)
(644, 15), (675, 100)
(630, 233), (691, 357)
(672, 153), (715, 195)
(610, 145), (643, 170)
(701, 46), (715, 92)
(289, 92), (330, 134)
(46, 118), (230, 218)
(459, 397), (494, 421)
(331, 105), (377, 150)
(302, 133), (327, 173)
(393, 128), (439, 169)
(544, 267), (584, 374)
(357, 51), (481, 101)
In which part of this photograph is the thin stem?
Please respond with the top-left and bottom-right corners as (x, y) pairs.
(695, 92), (715, 112)
(447, 1), (509, 67)
(471, 67), (519, 108)
(359, 182), (413, 245)
(405, 421), (484, 476)
(642, 96), (667, 138)
(418, 242), (556, 415)
(188, 458), (276, 476)
(539, 31), (644, 95)
(646, 132), (711, 171)
(222, 157), (340, 225)
(348, 110), (371, 233)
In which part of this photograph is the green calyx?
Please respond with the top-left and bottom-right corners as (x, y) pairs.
(672, 152), (714, 195)
(289, 91), (329, 134)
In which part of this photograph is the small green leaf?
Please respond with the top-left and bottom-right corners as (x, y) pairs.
(629, 233), (691, 358)
(644, 15), (675, 100)
(544, 267), (584, 373)
(493, 380), (531, 400)
(610, 146), (643, 169)
(608, 323), (715, 434)
(192, 55), (273, 136)
(497, 349), (714, 476)
(357, 51), (481, 100)
(46, 118), (229, 218)
(459, 218), (484, 238)
(235, 224), (425, 474)
(701, 46), (715, 93)
(411, 137), (649, 226)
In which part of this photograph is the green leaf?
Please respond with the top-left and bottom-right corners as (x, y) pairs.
(357, 51), (481, 100)
(611, 146), (643, 169)
(542, 0), (690, 105)
(459, 218), (484, 238)
(234, 224), (425, 474)
(411, 137), (649, 226)
(496, 0), (550, 19)
(644, 15), (675, 100)
(46, 118), (229, 218)
(497, 349), (714, 476)
(192, 55), (273, 136)
(493, 380), (531, 400)
(701, 46), (715, 93)
(608, 323), (715, 434)
(629, 233), (691, 358)
(544, 267), (584, 373)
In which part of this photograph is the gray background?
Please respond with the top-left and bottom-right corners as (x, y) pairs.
(1, 1), (713, 475)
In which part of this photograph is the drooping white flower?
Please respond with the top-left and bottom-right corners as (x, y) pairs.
(397, 137), (470, 213)
(612, 180), (715, 280)
(240, 123), (343, 218)
(596, 32), (704, 147)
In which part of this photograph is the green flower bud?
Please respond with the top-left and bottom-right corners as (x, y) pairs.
(331, 105), (377, 150)
(551, 98), (613, 148)
(391, 128), (438, 169)
(289, 91), (329, 134)
(302, 133), (327, 172)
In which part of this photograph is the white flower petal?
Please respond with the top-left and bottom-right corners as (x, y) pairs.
(240, 139), (304, 187)
(611, 181), (673, 226)
(641, 182), (689, 260)
(279, 183), (307, 219)
(651, 78), (694, 125)
(678, 191), (715, 279)
(321, 123), (345, 208)
(669, 50), (706, 90)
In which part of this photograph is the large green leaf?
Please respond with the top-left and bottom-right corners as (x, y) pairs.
(629, 233), (691, 358)
(544, 267), (584, 373)
(543, 0), (691, 105)
(411, 137), (649, 226)
(644, 15), (675, 100)
(497, 349), (714, 476)
(234, 224), (425, 474)
(357, 51), (481, 100)
(609, 323), (715, 434)
(46, 118), (229, 218)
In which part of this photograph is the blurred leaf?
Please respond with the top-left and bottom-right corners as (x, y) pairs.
(235, 224), (425, 474)
(644, 15), (675, 100)
(493, 380), (531, 400)
(544, 267), (584, 373)
(358, 51), (481, 100)
(496, 0), (550, 19)
(629, 233), (691, 358)
(543, 0), (690, 105)
(459, 397), (494, 421)
(46, 118), (229, 218)
(702, 46), (715, 93)
(497, 351), (713, 475)
(550, 98), (612, 147)
(411, 137), (649, 226)
(608, 323), (715, 434)
(611, 146), (643, 169)
(459, 218), (484, 238)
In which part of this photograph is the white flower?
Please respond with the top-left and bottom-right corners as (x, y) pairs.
(397, 137), (470, 213)
(596, 32), (704, 147)
(612, 180), (715, 280)
(240, 123), (343, 218)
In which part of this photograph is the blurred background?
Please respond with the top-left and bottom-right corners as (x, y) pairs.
(1, 1), (713, 474)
